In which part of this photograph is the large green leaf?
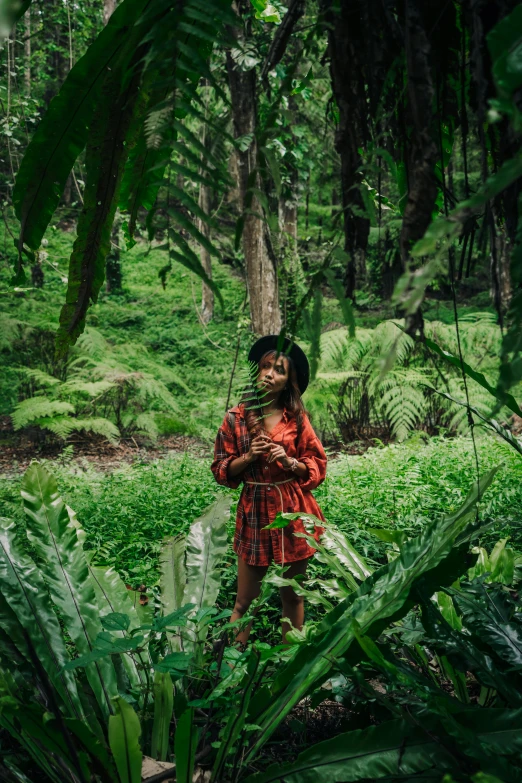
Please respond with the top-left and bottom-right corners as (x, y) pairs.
(20, 463), (118, 718)
(211, 651), (263, 783)
(159, 532), (186, 651)
(89, 564), (148, 690)
(151, 671), (174, 761)
(244, 709), (522, 782)
(488, 5), (522, 118)
(12, 0), (151, 270)
(451, 587), (522, 670)
(108, 696), (142, 783)
(246, 469), (497, 759)
(0, 517), (85, 722)
(55, 55), (151, 353)
(0, 0), (32, 39)
(174, 708), (198, 783)
(182, 496), (231, 654)
(420, 596), (522, 706)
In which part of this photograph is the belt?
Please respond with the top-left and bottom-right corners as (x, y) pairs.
(244, 477), (295, 564)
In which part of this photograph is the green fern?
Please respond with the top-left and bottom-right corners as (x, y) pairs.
(375, 369), (429, 441)
(0, 315), (34, 353)
(132, 412), (159, 440)
(311, 317), (510, 442)
(12, 398), (75, 430)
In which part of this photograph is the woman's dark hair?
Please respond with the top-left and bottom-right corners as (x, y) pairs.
(243, 350), (305, 436)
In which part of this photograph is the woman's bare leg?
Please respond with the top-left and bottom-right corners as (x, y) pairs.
(231, 557), (268, 646)
(279, 558), (309, 643)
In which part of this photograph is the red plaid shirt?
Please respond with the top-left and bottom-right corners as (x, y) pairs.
(211, 404), (327, 566)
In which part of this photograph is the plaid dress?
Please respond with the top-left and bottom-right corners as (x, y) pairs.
(211, 404), (327, 566)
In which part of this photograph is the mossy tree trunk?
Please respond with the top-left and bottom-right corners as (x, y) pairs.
(226, 0), (281, 335)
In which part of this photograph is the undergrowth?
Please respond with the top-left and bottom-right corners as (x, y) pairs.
(1, 225), (512, 446)
(0, 434), (520, 594)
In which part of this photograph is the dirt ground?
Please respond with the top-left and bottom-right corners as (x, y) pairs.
(0, 415), (211, 475)
(0, 415), (369, 476)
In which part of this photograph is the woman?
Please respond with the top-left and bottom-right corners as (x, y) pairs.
(211, 335), (327, 644)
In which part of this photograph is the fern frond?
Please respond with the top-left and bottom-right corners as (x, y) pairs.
(66, 418), (120, 443)
(144, 104), (172, 150)
(133, 412), (159, 440)
(12, 398), (75, 430)
(74, 328), (110, 359)
(379, 382), (428, 441)
(19, 368), (62, 388)
(32, 415), (77, 439)
(0, 315), (34, 352)
(60, 379), (115, 398)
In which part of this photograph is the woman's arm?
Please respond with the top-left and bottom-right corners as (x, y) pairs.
(267, 443), (309, 479)
(228, 433), (271, 478)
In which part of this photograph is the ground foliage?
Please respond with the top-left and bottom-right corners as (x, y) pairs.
(1, 462), (522, 782)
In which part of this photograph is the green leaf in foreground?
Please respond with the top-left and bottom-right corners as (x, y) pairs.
(56, 55), (150, 353)
(246, 468), (498, 759)
(20, 462), (118, 718)
(12, 0), (150, 269)
(108, 696), (142, 783)
(244, 708), (522, 782)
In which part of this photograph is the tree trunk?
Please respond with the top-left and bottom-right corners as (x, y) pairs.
(490, 207), (511, 318)
(226, 1), (281, 335)
(399, 0), (438, 264)
(24, 8), (30, 95)
(321, 0), (370, 300)
(199, 179), (214, 324)
(227, 149), (241, 207)
(63, 173), (73, 207)
(106, 213), (122, 293)
(103, 0), (117, 25)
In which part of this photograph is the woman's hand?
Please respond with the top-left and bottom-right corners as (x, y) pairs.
(267, 442), (291, 466)
(246, 433), (271, 462)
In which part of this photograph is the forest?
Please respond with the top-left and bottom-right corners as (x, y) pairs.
(0, 0), (522, 780)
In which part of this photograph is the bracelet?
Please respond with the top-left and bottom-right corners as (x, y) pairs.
(284, 457), (298, 472)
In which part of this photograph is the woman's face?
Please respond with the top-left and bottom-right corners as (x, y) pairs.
(258, 352), (289, 399)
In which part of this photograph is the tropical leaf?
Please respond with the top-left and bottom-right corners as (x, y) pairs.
(20, 463), (118, 718)
(174, 708), (198, 783)
(244, 709), (522, 782)
(318, 522), (373, 581)
(420, 595), (522, 707)
(451, 586), (522, 670)
(245, 468), (497, 759)
(0, 0), (32, 39)
(182, 496), (231, 654)
(12, 0), (151, 277)
(89, 564), (148, 689)
(108, 696), (142, 783)
(55, 52), (151, 353)
(0, 518), (85, 721)
(151, 672), (174, 761)
(159, 533), (187, 651)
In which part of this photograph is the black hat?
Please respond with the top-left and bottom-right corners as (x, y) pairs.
(248, 335), (310, 395)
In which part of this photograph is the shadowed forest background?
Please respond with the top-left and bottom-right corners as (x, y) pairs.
(1, 0), (522, 781)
